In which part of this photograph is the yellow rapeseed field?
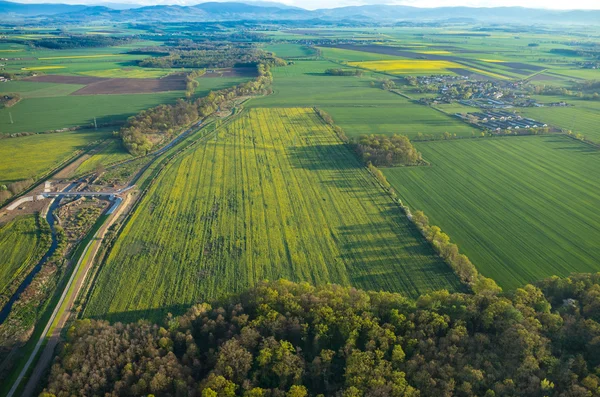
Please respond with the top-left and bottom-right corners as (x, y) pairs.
(38, 54), (120, 60)
(21, 66), (66, 71)
(349, 59), (462, 74)
(84, 108), (461, 321)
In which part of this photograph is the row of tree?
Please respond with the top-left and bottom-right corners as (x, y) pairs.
(324, 69), (363, 77)
(120, 63), (275, 155)
(411, 210), (501, 294)
(42, 274), (600, 396)
(32, 35), (132, 49)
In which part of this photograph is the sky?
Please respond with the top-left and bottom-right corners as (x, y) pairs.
(11, 0), (600, 10)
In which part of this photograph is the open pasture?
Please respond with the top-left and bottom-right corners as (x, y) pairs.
(0, 129), (107, 185)
(383, 135), (600, 290)
(84, 107), (461, 322)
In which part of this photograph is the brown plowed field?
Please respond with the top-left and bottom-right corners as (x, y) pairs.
(25, 74), (187, 95)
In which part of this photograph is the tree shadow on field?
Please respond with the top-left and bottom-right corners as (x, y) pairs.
(85, 304), (193, 325)
(287, 144), (360, 171)
(334, 222), (466, 298)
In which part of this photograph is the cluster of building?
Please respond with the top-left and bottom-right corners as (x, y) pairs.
(414, 75), (540, 108)
(457, 110), (548, 131)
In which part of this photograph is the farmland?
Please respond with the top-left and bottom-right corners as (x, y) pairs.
(383, 135), (600, 290)
(84, 108), (461, 321)
(0, 215), (50, 308)
(520, 101), (600, 143)
(250, 60), (476, 138)
(323, 103), (478, 139)
(349, 60), (463, 74)
(0, 129), (107, 185)
(0, 92), (183, 134)
(74, 139), (132, 176)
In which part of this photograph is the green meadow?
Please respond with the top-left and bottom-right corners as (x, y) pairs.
(0, 92), (183, 134)
(384, 135), (600, 290)
(0, 129), (107, 185)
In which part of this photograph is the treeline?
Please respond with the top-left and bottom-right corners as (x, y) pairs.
(33, 35), (132, 49)
(354, 134), (424, 167)
(185, 70), (205, 98)
(42, 275), (600, 397)
(313, 107), (349, 142)
(0, 178), (34, 203)
(411, 210), (501, 294)
(527, 84), (600, 101)
(139, 45), (286, 69)
(324, 68), (362, 76)
(120, 63), (274, 155)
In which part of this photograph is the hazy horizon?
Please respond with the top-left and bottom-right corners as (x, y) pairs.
(6, 0), (600, 11)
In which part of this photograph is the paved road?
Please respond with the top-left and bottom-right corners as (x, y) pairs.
(7, 193), (131, 397)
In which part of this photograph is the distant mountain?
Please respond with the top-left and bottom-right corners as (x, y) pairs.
(0, 0), (87, 15)
(1, 0), (600, 25)
(235, 0), (303, 10)
(95, 2), (144, 10)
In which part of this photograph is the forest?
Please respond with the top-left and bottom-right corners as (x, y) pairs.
(42, 274), (600, 396)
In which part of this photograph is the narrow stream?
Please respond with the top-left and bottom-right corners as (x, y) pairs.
(0, 184), (76, 324)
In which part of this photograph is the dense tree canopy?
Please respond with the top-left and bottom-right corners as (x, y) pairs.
(354, 134), (424, 167)
(42, 275), (600, 396)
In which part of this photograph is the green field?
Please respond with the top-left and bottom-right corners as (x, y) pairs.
(0, 92), (183, 134)
(250, 59), (473, 138)
(84, 108), (461, 322)
(0, 130), (106, 185)
(74, 138), (132, 176)
(0, 81), (84, 98)
(383, 135), (600, 290)
(323, 103), (478, 139)
(520, 101), (600, 143)
(265, 43), (315, 58)
(0, 215), (50, 307)
(318, 46), (404, 62)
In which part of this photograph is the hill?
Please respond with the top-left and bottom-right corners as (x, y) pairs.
(2, 1), (600, 24)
